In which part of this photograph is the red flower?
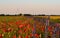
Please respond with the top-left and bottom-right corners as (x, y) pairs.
(16, 20), (22, 25)
(27, 24), (30, 29)
(8, 21), (14, 25)
(32, 27), (34, 31)
(35, 34), (38, 36)
(19, 24), (24, 28)
(50, 31), (53, 35)
(18, 35), (22, 38)
(0, 34), (2, 38)
(30, 34), (33, 37)
(24, 28), (27, 32)
(41, 26), (45, 32)
(13, 35), (16, 38)
(18, 30), (22, 34)
(2, 23), (6, 28)
(7, 28), (12, 32)
(48, 26), (52, 32)
(25, 35), (28, 38)
(35, 34), (39, 37)
(2, 28), (7, 32)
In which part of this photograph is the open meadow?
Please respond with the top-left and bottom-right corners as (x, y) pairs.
(0, 16), (60, 38)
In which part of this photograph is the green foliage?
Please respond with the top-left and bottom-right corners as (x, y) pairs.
(50, 19), (60, 23)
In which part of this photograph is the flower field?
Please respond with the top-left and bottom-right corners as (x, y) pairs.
(0, 16), (60, 38)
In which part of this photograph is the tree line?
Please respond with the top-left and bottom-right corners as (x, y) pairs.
(0, 13), (60, 16)
(0, 13), (45, 16)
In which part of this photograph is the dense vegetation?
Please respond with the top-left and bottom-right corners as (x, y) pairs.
(0, 16), (60, 38)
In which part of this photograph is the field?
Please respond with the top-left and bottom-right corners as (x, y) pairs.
(0, 16), (60, 38)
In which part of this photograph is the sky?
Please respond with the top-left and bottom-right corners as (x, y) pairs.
(0, 0), (60, 15)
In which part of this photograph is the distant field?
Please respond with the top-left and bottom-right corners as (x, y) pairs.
(0, 16), (60, 20)
(37, 16), (60, 19)
(50, 16), (60, 19)
(0, 16), (60, 19)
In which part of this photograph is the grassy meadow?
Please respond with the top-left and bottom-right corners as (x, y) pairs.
(0, 16), (60, 38)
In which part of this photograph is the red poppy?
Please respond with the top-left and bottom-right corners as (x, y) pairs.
(48, 26), (52, 32)
(27, 24), (31, 29)
(35, 34), (39, 37)
(18, 35), (22, 38)
(13, 35), (16, 38)
(19, 24), (24, 28)
(0, 34), (2, 38)
(24, 28), (27, 32)
(2, 28), (7, 32)
(32, 27), (34, 31)
(7, 28), (12, 32)
(25, 35), (29, 38)
(41, 26), (45, 32)
(16, 20), (22, 25)
(30, 33), (33, 37)
(18, 30), (22, 34)
(2, 23), (6, 28)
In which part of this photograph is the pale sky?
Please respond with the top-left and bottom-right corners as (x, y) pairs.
(0, 0), (60, 15)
